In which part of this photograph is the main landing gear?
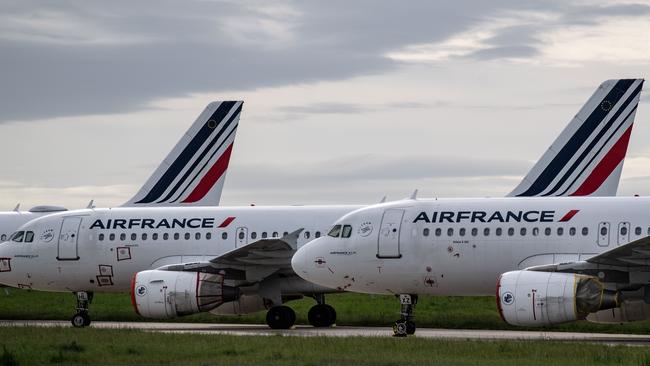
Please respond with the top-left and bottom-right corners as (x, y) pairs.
(308, 294), (336, 328)
(264, 294), (337, 329)
(71, 291), (93, 328)
(393, 294), (417, 337)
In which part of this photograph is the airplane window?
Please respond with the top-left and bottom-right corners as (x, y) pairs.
(471, 228), (478, 236)
(435, 228), (442, 236)
(174, 233), (180, 240)
(251, 232), (257, 240)
(11, 231), (24, 242)
(495, 228), (502, 236)
(423, 228), (430, 237)
(304, 231), (310, 239)
(222, 232), (228, 240)
(327, 225), (342, 238)
(195, 232), (201, 240)
(283, 232), (288, 237)
(98, 233), (104, 241)
(600, 227), (607, 236)
(483, 228), (489, 236)
(0, 234), (6, 241)
(582, 227), (589, 236)
(152, 233), (158, 241)
(647, 227), (650, 236)
(635, 227), (642, 236)
(109, 233), (115, 241)
(238, 231), (245, 240)
(163, 233), (169, 240)
(544, 228), (551, 236)
(532, 228), (539, 236)
(131, 233), (137, 241)
(459, 228), (466, 237)
(620, 226), (628, 236)
(24, 231), (34, 243)
(142, 233), (147, 240)
(262, 232), (268, 239)
(184, 233), (190, 240)
(569, 227), (576, 236)
(507, 228), (514, 236)
(206, 232), (212, 240)
(520, 228), (526, 236)
(557, 228), (564, 236)
(315, 231), (321, 238)
(447, 228), (453, 236)
(120, 233), (126, 241)
(342, 225), (352, 238)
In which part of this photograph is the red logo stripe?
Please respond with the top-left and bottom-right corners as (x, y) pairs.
(570, 125), (633, 196)
(182, 143), (234, 203)
(559, 209), (580, 222)
(218, 216), (236, 228)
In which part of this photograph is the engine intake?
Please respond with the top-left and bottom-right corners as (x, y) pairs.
(496, 270), (619, 326)
(130, 270), (240, 319)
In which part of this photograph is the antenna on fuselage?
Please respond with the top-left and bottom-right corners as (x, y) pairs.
(13, 203), (20, 212)
(86, 200), (95, 209)
(409, 189), (419, 200)
(379, 196), (387, 203)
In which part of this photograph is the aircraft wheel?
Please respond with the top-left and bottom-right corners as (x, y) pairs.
(71, 312), (90, 328)
(308, 304), (336, 327)
(392, 320), (408, 337)
(266, 306), (296, 329)
(405, 320), (416, 335)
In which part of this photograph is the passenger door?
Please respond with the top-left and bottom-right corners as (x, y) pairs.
(57, 217), (81, 260)
(377, 209), (404, 258)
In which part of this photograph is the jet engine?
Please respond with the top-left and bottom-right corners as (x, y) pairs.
(496, 271), (619, 326)
(130, 270), (240, 319)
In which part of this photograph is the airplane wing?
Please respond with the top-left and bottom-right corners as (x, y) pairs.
(157, 229), (303, 282)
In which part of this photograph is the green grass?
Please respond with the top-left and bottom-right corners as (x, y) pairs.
(3, 289), (650, 334)
(1, 327), (650, 366)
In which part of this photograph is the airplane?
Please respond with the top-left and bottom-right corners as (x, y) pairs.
(291, 79), (647, 336)
(0, 79), (641, 330)
(0, 101), (241, 245)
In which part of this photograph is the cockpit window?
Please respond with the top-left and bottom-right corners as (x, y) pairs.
(24, 231), (34, 243)
(341, 225), (353, 238)
(10, 231), (24, 242)
(327, 225), (342, 238)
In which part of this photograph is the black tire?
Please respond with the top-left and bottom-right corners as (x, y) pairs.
(405, 320), (416, 335)
(324, 304), (336, 326)
(82, 313), (91, 327)
(308, 304), (331, 327)
(266, 306), (295, 329)
(71, 313), (87, 328)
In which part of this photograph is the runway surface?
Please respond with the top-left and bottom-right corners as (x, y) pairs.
(2, 320), (650, 344)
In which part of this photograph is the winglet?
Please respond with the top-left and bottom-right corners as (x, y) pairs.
(122, 101), (243, 207)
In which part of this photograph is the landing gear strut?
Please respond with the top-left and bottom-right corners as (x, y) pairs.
(308, 293), (336, 327)
(71, 291), (93, 328)
(266, 305), (296, 329)
(393, 294), (417, 337)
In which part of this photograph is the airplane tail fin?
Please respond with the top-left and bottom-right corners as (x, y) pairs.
(122, 101), (243, 207)
(508, 79), (644, 197)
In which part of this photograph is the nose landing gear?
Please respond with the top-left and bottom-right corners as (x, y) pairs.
(71, 291), (93, 328)
(393, 294), (417, 337)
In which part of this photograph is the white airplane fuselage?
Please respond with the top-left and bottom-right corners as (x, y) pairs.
(292, 196), (650, 296)
(0, 205), (360, 293)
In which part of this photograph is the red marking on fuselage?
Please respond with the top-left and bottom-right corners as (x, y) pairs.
(217, 216), (236, 228)
(495, 275), (505, 322)
(559, 209), (580, 222)
(129, 274), (140, 316)
(571, 125), (633, 196)
(182, 143), (234, 203)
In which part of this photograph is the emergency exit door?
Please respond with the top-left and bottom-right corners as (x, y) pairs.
(57, 217), (81, 260)
(235, 227), (248, 247)
(377, 209), (404, 258)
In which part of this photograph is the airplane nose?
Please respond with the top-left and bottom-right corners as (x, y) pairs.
(291, 243), (312, 281)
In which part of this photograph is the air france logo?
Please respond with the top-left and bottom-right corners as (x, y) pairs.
(358, 221), (373, 237)
(136, 285), (147, 297)
(502, 292), (514, 305)
(413, 210), (580, 224)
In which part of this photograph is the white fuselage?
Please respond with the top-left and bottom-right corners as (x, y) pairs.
(0, 205), (360, 292)
(292, 197), (650, 296)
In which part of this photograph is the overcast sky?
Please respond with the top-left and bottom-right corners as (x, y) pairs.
(1, 0), (650, 209)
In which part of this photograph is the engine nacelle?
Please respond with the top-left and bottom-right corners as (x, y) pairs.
(496, 271), (619, 326)
(130, 270), (240, 319)
(211, 295), (270, 315)
(587, 299), (650, 324)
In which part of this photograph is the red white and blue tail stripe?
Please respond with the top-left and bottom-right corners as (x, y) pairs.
(509, 79), (643, 197)
(123, 101), (242, 207)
